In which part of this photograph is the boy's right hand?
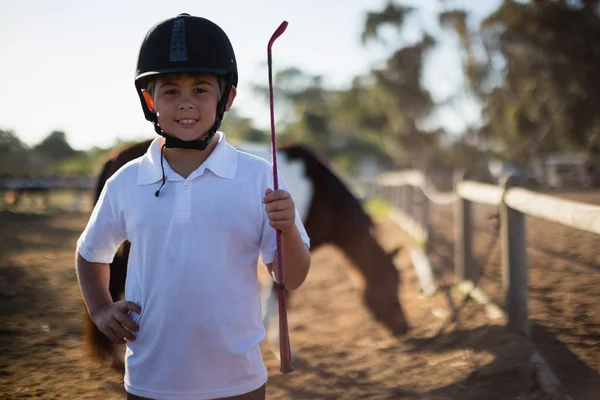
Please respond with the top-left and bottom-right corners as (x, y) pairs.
(91, 301), (141, 344)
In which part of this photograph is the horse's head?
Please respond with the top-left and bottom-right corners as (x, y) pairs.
(361, 246), (409, 336)
(277, 144), (409, 335)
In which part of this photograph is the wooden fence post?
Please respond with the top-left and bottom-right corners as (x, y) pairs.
(500, 174), (530, 338)
(394, 186), (402, 211)
(454, 171), (474, 282)
(396, 186), (402, 212)
(73, 189), (83, 211)
(422, 190), (432, 248)
(404, 185), (414, 217)
(384, 185), (392, 209)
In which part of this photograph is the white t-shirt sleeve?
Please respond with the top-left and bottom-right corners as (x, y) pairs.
(77, 183), (127, 264)
(260, 172), (310, 265)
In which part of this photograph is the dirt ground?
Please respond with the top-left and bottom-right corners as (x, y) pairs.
(0, 189), (598, 399)
(425, 189), (600, 400)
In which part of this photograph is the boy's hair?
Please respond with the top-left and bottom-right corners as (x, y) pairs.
(145, 73), (228, 99)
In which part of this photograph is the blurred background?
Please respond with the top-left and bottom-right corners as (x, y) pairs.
(2, 1), (600, 399)
(3, 0), (599, 189)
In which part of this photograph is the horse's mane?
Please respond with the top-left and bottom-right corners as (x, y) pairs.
(281, 145), (374, 230)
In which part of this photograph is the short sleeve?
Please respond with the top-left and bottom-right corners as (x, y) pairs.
(260, 172), (311, 265)
(77, 183), (127, 264)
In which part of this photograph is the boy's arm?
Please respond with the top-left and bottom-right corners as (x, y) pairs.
(75, 252), (113, 319)
(266, 226), (311, 291)
(75, 183), (140, 343)
(76, 252), (141, 343)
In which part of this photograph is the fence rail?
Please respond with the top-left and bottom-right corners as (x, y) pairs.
(0, 176), (94, 190)
(456, 181), (503, 206)
(504, 188), (600, 235)
(374, 169), (600, 339)
(0, 177), (94, 211)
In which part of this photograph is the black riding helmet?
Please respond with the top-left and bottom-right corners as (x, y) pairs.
(134, 13), (238, 150)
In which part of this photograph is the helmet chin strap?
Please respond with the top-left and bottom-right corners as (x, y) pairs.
(153, 118), (222, 151)
(152, 116), (221, 197)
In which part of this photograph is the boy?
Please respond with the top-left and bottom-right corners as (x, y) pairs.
(75, 13), (311, 400)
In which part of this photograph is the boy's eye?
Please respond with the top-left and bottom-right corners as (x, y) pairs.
(194, 88), (207, 93)
(165, 89), (178, 95)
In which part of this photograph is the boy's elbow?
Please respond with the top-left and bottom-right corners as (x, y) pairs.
(287, 255), (311, 291)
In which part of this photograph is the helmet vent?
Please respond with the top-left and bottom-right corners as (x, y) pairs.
(170, 19), (188, 62)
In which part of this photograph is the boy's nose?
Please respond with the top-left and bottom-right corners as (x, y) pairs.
(178, 102), (194, 110)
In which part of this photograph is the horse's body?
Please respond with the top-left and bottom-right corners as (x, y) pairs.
(84, 138), (408, 370)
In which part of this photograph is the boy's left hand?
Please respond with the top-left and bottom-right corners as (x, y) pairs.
(263, 188), (296, 234)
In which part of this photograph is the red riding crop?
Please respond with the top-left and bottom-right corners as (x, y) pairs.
(267, 20), (293, 374)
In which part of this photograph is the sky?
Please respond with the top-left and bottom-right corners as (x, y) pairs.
(0, 0), (501, 150)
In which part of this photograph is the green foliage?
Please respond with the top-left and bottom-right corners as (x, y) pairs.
(0, 129), (116, 177)
(6, 0), (600, 180)
(363, 198), (391, 222)
(0, 129), (30, 175)
(362, 2), (415, 44)
(221, 110), (269, 144)
(53, 147), (112, 177)
(452, 0), (600, 163)
(348, 2), (442, 169)
(34, 131), (76, 160)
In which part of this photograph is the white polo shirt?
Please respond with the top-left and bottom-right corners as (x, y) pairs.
(77, 132), (310, 400)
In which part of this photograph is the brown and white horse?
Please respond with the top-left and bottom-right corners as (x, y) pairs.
(84, 138), (408, 370)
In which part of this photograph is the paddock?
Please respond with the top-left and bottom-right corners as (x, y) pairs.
(2, 186), (599, 399)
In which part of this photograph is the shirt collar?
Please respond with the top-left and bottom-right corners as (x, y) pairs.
(137, 131), (237, 185)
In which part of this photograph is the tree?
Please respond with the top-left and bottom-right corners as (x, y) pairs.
(220, 110), (267, 144)
(34, 130), (76, 161)
(0, 129), (29, 175)
(443, 0), (600, 163)
(358, 2), (440, 168)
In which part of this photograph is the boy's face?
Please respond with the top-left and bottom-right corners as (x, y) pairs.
(144, 73), (236, 142)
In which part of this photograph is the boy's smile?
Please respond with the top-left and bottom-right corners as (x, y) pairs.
(177, 119), (198, 127)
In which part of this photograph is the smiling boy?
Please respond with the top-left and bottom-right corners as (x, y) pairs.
(75, 14), (311, 400)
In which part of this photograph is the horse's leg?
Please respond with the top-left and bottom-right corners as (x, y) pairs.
(262, 281), (297, 360)
(262, 281), (279, 343)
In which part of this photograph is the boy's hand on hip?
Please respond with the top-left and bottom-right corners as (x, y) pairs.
(91, 300), (141, 344)
(263, 188), (296, 234)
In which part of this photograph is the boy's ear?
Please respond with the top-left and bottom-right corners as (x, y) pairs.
(225, 86), (237, 111)
(142, 90), (156, 113)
